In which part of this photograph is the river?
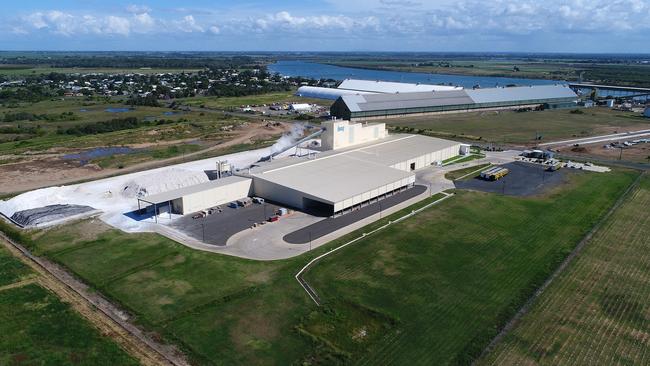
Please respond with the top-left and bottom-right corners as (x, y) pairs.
(268, 60), (563, 89)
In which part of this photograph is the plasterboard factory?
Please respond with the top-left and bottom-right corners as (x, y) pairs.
(137, 120), (466, 218)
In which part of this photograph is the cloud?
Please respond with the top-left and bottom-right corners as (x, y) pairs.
(126, 4), (151, 14)
(8, 1), (650, 45)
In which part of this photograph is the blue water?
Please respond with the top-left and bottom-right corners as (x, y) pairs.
(79, 109), (89, 112)
(163, 111), (182, 116)
(62, 147), (136, 165)
(105, 107), (132, 113)
(268, 60), (563, 88)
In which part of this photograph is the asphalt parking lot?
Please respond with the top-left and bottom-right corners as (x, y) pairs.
(171, 202), (281, 246)
(283, 185), (427, 244)
(453, 161), (573, 196)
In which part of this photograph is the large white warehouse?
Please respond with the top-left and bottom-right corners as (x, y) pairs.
(138, 121), (465, 218)
(295, 79), (462, 100)
(243, 133), (461, 215)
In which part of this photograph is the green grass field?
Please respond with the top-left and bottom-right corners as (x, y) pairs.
(303, 169), (638, 365)
(445, 163), (492, 180)
(0, 246), (33, 287)
(388, 108), (650, 145)
(0, 284), (139, 366)
(479, 174), (650, 365)
(0, 245), (138, 365)
(14, 167), (638, 365)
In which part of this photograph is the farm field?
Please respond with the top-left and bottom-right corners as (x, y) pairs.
(0, 245), (138, 365)
(12, 167), (638, 365)
(388, 107), (650, 145)
(479, 174), (650, 365)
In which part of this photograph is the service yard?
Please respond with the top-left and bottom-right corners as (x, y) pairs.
(453, 161), (572, 196)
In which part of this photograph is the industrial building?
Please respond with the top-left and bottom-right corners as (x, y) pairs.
(137, 176), (252, 217)
(138, 121), (465, 219)
(644, 107), (650, 118)
(330, 84), (579, 120)
(295, 78), (461, 100)
(243, 133), (461, 215)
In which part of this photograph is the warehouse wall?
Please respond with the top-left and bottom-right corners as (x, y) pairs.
(333, 175), (416, 212)
(180, 179), (252, 214)
(390, 144), (461, 172)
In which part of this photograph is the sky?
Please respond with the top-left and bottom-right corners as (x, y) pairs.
(1, 0), (650, 53)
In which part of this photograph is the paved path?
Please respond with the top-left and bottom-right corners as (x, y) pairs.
(540, 129), (650, 148)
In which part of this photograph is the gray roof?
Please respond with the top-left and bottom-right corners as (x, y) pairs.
(466, 84), (577, 104)
(140, 175), (251, 204)
(339, 84), (577, 113)
(245, 134), (459, 204)
(338, 79), (462, 94)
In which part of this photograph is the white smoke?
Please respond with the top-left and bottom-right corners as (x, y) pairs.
(269, 123), (305, 155)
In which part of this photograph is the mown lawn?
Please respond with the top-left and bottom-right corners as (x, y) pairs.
(19, 168), (639, 365)
(479, 174), (650, 365)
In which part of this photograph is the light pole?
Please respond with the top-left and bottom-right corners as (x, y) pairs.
(201, 217), (206, 242)
(309, 231), (312, 251)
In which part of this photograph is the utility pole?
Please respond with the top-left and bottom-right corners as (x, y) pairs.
(619, 146), (624, 161)
(309, 231), (312, 251)
(201, 218), (206, 242)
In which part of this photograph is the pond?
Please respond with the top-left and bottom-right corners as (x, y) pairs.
(105, 108), (133, 113)
(62, 147), (137, 165)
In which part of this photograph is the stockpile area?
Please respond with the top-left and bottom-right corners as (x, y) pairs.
(10, 204), (96, 228)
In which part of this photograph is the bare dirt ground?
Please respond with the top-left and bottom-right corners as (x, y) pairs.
(0, 122), (290, 195)
(0, 229), (190, 366)
(558, 143), (650, 164)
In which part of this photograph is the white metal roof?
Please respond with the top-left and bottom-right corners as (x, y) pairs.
(245, 134), (458, 204)
(140, 175), (251, 205)
(295, 86), (376, 100)
(338, 79), (462, 94)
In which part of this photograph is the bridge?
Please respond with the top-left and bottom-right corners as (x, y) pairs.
(569, 83), (650, 101)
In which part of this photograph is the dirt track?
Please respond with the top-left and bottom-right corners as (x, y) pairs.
(0, 230), (190, 366)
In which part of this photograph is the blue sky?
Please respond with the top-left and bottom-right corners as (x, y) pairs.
(2, 0), (650, 52)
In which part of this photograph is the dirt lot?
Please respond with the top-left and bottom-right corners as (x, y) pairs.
(0, 122), (290, 195)
(559, 143), (650, 164)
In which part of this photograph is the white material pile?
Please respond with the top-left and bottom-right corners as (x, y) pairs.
(0, 145), (302, 232)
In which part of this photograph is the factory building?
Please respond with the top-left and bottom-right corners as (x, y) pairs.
(138, 176), (252, 216)
(337, 79), (462, 93)
(244, 133), (460, 216)
(138, 122), (464, 218)
(331, 84), (578, 120)
(295, 86), (377, 100)
(295, 79), (461, 100)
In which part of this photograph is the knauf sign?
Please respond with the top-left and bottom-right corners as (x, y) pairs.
(337, 126), (345, 132)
